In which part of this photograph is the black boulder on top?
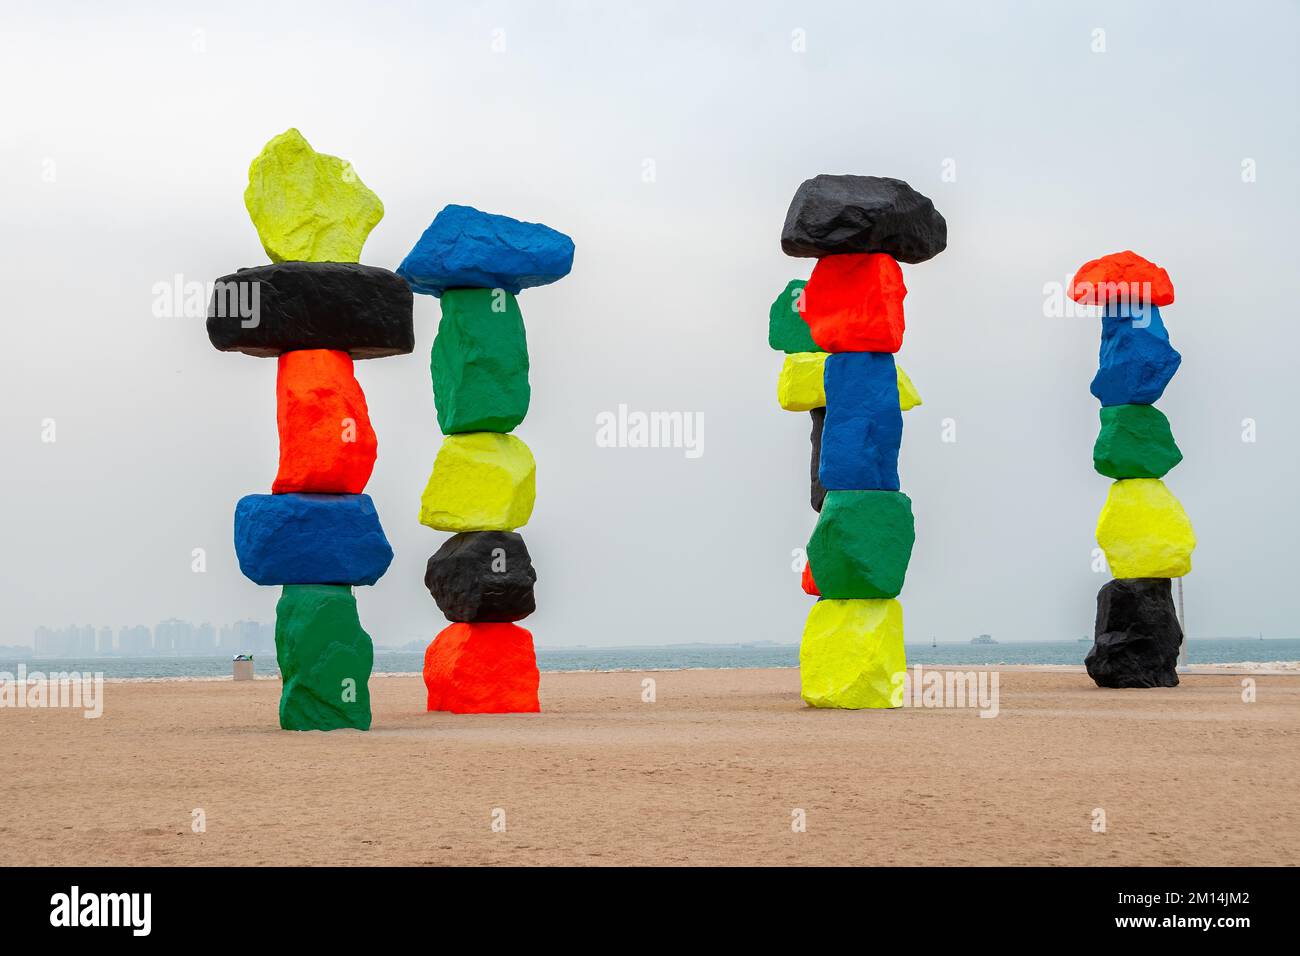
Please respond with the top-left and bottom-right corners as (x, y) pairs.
(809, 407), (827, 512)
(781, 174), (947, 263)
(424, 531), (537, 623)
(206, 262), (414, 359)
(1085, 578), (1182, 688)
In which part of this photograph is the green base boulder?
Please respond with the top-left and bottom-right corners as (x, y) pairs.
(1093, 404), (1182, 479)
(275, 585), (373, 731)
(768, 279), (819, 353)
(432, 289), (530, 434)
(807, 491), (915, 599)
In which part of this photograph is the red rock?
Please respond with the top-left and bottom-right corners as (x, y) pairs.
(1069, 250), (1174, 306)
(801, 561), (819, 596)
(799, 253), (907, 353)
(423, 622), (540, 714)
(272, 349), (377, 494)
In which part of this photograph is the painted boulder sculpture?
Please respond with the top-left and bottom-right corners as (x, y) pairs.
(772, 174), (945, 708)
(1069, 251), (1195, 688)
(399, 205), (573, 713)
(206, 129), (412, 730)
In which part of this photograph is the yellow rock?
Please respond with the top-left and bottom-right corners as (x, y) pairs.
(419, 433), (536, 532)
(896, 364), (922, 411)
(776, 352), (828, 411)
(244, 128), (384, 264)
(800, 599), (906, 709)
(1096, 478), (1196, 577)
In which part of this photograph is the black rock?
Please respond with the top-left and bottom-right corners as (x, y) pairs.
(207, 262), (414, 359)
(781, 174), (947, 263)
(424, 532), (537, 623)
(1085, 578), (1182, 688)
(810, 407), (827, 512)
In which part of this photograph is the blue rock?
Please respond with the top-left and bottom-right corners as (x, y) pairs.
(234, 494), (393, 586)
(396, 204), (575, 297)
(820, 352), (903, 491)
(1091, 303), (1182, 406)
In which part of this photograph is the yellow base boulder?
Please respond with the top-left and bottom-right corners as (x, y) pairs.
(776, 352), (828, 411)
(1096, 478), (1195, 577)
(800, 599), (906, 709)
(419, 433), (536, 532)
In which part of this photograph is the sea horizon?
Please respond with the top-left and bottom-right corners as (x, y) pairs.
(3, 637), (1297, 680)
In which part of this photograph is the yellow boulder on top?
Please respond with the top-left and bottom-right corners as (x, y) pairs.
(776, 352), (827, 411)
(800, 599), (906, 709)
(896, 364), (922, 411)
(244, 128), (384, 264)
(419, 433), (536, 532)
(1096, 478), (1196, 577)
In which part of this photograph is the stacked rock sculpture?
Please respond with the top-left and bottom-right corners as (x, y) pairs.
(207, 129), (413, 731)
(1070, 251), (1195, 688)
(774, 175), (945, 708)
(397, 205), (574, 713)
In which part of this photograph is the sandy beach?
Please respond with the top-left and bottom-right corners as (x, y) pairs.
(3, 668), (1297, 866)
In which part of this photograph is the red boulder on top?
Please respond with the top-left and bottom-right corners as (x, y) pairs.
(423, 622), (541, 714)
(799, 253), (907, 353)
(1069, 250), (1174, 307)
(273, 349), (377, 494)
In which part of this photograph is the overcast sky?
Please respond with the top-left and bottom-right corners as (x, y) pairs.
(3, 0), (1297, 648)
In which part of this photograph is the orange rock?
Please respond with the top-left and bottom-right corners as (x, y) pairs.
(802, 561), (819, 596)
(1069, 250), (1174, 306)
(273, 349), (377, 494)
(423, 622), (540, 714)
(799, 253), (906, 353)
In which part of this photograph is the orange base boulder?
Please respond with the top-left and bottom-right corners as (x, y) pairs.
(423, 622), (540, 714)
(273, 349), (377, 494)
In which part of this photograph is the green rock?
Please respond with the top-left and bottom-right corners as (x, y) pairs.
(275, 585), (373, 731)
(768, 279), (819, 353)
(432, 289), (530, 434)
(244, 128), (384, 264)
(807, 491), (914, 599)
(1093, 404), (1183, 479)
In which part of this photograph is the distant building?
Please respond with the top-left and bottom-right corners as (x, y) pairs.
(118, 625), (152, 656)
(34, 625), (97, 658)
(97, 626), (115, 655)
(231, 620), (272, 655)
(154, 618), (192, 655)
(193, 622), (215, 655)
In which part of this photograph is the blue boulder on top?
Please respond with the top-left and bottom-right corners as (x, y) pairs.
(396, 204), (575, 297)
(1091, 303), (1182, 406)
(234, 494), (393, 586)
(820, 352), (903, 491)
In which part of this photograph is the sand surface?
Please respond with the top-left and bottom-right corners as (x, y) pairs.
(3, 669), (1297, 866)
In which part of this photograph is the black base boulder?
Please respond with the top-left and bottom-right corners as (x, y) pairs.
(810, 407), (826, 512)
(425, 531), (536, 623)
(1086, 578), (1182, 688)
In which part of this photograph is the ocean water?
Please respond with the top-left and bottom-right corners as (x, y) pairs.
(1, 638), (1296, 679)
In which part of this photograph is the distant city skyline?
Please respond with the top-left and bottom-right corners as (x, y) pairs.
(29, 619), (273, 658)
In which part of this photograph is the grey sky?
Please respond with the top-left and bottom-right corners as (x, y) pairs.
(3, 0), (1297, 648)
